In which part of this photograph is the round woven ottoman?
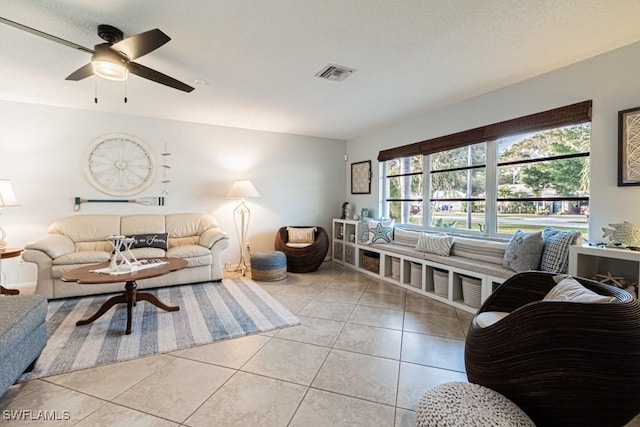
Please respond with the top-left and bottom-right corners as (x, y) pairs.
(250, 251), (287, 281)
(416, 382), (535, 427)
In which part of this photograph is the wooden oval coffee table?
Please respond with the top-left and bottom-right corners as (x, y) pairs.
(62, 258), (187, 335)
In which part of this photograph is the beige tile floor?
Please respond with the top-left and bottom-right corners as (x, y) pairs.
(2, 263), (639, 426)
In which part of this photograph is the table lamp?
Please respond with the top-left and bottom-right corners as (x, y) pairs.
(225, 180), (260, 275)
(0, 180), (20, 249)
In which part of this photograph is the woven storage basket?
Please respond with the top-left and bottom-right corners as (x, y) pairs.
(391, 258), (400, 280)
(410, 262), (422, 288)
(433, 269), (449, 297)
(461, 275), (482, 307)
(361, 252), (380, 273)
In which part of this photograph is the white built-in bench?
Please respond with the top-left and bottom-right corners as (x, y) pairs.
(332, 219), (579, 313)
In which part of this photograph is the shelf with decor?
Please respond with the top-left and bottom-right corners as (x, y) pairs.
(569, 244), (640, 298)
(331, 219), (360, 268)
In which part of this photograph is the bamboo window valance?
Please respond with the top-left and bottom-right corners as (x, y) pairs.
(377, 100), (592, 162)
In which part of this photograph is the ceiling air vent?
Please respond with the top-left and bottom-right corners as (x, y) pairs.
(315, 64), (356, 82)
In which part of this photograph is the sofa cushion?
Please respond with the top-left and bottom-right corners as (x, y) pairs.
(167, 244), (211, 259)
(393, 228), (421, 247)
(52, 251), (111, 265)
(166, 213), (219, 238)
(120, 214), (166, 235)
(540, 227), (581, 274)
(369, 242), (515, 279)
(451, 237), (506, 265)
(123, 233), (168, 250)
(169, 236), (200, 248)
(415, 233), (454, 256)
(502, 230), (544, 272)
(369, 242), (426, 260)
(366, 219), (394, 243)
(24, 234), (75, 259)
(287, 227), (316, 244)
(49, 215), (120, 243)
(128, 247), (166, 259)
(75, 241), (113, 252)
(544, 277), (616, 303)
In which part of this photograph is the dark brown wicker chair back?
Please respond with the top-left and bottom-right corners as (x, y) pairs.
(464, 271), (640, 427)
(274, 226), (329, 273)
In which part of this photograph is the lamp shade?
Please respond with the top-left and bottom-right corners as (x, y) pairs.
(226, 180), (260, 199)
(0, 180), (19, 207)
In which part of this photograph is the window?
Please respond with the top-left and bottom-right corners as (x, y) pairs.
(380, 101), (592, 238)
(496, 124), (590, 235)
(430, 143), (486, 232)
(383, 124), (590, 237)
(385, 156), (423, 226)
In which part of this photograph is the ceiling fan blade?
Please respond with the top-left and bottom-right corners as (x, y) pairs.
(0, 16), (93, 54)
(111, 28), (170, 60)
(65, 63), (94, 81)
(127, 62), (194, 93)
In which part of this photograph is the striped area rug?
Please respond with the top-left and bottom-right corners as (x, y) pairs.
(20, 278), (300, 381)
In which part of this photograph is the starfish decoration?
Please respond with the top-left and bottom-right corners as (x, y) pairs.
(595, 272), (627, 288)
(370, 222), (393, 243)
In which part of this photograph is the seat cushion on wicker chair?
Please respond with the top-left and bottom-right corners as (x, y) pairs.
(416, 382), (535, 427)
(250, 251), (287, 281)
(475, 311), (510, 328)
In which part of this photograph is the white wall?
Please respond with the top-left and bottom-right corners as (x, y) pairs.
(0, 101), (346, 285)
(346, 40), (640, 242)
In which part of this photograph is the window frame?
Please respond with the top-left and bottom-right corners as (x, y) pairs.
(382, 126), (590, 237)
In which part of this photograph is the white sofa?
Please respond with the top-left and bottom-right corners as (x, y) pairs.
(22, 213), (229, 299)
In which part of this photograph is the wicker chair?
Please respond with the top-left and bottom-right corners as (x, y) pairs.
(274, 226), (329, 273)
(464, 271), (640, 427)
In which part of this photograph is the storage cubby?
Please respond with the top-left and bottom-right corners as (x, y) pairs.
(451, 272), (483, 308)
(331, 219), (493, 314)
(383, 255), (401, 281)
(344, 222), (357, 244)
(408, 261), (422, 289)
(490, 278), (504, 294)
(360, 250), (380, 274)
(433, 268), (449, 298)
(332, 219), (362, 267)
(450, 273), (464, 304)
(345, 246), (356, 266)
(460, 275), (482, 308)
(423, 265), (435, 293)
(333, 242), (343, 261)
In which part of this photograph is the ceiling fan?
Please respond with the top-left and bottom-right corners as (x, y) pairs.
(0, 17), (194, 93)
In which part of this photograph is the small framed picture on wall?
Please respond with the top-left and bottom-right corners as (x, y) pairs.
(619, 106), (640, 186)
(351, 160), (371, 194)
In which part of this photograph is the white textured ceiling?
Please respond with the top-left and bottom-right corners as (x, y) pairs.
(2, 0), (640, 140)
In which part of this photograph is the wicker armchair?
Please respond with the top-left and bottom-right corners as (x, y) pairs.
(464, 271), (640, 427)
(274, 226), (329, 273)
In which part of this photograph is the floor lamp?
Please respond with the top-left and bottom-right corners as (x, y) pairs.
(225, 180), (260, 275)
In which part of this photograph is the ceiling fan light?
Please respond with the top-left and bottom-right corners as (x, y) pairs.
(92, 60), (128, 81)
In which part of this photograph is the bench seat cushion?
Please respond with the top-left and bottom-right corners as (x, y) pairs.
(369, 242), (514, 279)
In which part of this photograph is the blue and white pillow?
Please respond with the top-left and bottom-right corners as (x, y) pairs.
(366, 219), (394, 244)
(539, 227), (581, 274)
(503, 230), (544, 272)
